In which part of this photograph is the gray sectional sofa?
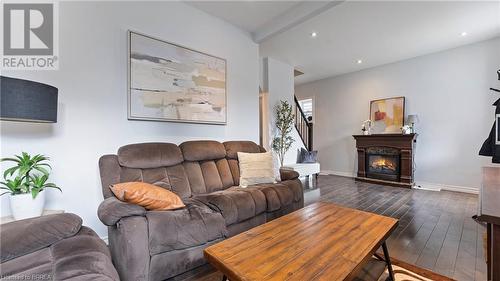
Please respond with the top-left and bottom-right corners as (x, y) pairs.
(97, 140), (304, 281)
(0, 213), (119, 281)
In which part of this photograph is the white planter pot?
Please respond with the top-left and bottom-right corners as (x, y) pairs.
(9, 192), (45, 220)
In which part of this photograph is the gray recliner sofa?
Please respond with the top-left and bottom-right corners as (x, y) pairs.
(97, 140), (303, 281)
(0, 213), (119, 280)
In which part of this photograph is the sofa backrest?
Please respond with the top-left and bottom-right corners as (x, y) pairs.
(222, 141), (264, 186)
(98, 140), (264, 199)
(180, 140), (233, 194)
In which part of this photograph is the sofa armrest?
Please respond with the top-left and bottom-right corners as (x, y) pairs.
(280, 169), (300, 181)
(1, 213), (82, 263)
(98, 196), (146, 226)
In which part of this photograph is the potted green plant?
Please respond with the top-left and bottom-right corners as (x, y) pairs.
(272, 100), (295, 167)
(1, 153), (61, 220)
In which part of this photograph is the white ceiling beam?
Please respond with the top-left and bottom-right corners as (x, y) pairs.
(253, 1), (345, 43)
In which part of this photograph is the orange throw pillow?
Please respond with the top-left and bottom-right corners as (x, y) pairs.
(110, 182), (185, 211)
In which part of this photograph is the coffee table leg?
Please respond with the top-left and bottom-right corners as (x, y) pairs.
(222, 275), (228, 281)
(382, 242), (395, 281)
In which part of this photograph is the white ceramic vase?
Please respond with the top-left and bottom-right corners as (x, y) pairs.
(9, 192), (45, 220)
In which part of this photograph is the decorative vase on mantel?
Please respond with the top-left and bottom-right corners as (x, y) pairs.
(401, 125), (412, 135)
(361, 119), (372, 135)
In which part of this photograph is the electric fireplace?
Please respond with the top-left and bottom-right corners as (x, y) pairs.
(365, 147), (400, 181)
(353, 134), (417, 188)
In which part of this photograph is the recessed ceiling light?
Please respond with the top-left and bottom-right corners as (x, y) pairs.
(311, 32), (317, 38)
(461, 31), (468, 36)
(357, 59), (363, 64)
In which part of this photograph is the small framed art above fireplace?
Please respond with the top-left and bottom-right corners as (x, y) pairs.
(353, 134), (417, 188)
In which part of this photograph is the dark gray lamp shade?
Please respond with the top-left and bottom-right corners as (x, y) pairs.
(0, 76), (58, 123)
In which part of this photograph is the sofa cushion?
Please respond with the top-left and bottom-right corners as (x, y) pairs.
(1, 213), (82, 263)
(51, 226), (120, 280)
(223, 141), (261, 159)
(110, 182), (185, 211)
(0, 226), (119, 281)
(299, 148), (318, 163)
(252, 182), (301, 212)
(118, 143), (183, 169)
(280, 179), (303, 202)
(183, 158), (234, 194)
(227, 159), (240, 186)
(223, 141), (266, 187)
(119, 164), (192, 199)
(0, 247), (53, 279)
(180, 140), (226, 161)
(237, 152), (276, 187)
(149, 240), (221, 281)
(279, 169), (300, 181)
(193, 187), (266, 226)
(146, 199), (226, 255)
(99, 155), (121, 199)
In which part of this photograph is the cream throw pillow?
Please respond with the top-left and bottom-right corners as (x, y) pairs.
(238, 152), (277, 187)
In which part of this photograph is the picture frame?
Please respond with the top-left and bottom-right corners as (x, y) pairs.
(127, 30), (227, 125)
(369, 96), (405, 134)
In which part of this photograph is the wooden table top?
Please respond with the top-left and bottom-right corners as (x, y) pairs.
(204, 202), (398, 281)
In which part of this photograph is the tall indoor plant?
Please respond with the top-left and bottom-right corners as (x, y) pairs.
(1, 152), (61, 220)
(272, 100), (295, 167)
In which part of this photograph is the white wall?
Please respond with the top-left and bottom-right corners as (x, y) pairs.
(261, 57), (304, 165)
(295, 37), (500, 191)
(0, 1), (259, 237)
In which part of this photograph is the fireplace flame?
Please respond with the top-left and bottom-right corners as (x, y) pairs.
(371, 158), (396, 171)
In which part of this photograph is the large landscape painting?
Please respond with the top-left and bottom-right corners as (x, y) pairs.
(128, 31), (227, 124)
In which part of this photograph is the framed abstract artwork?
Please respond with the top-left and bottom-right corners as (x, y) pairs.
(370, 97), (405, 134)
(127, 30), (227, 124)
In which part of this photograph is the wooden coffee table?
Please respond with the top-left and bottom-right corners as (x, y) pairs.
(204, 202), (398, 281)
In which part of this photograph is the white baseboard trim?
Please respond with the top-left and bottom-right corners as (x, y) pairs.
(320, 170), (356, 178)
(412, 183), (441, 192)
(319, 170), (479, 194)
(415, 182), (479, 194)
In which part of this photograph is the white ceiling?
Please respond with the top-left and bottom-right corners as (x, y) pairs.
(189, 1), (500, 85)
(187, 1), (302, 35)
(260, 1), (500, 84)
(187, 1), (342, 42)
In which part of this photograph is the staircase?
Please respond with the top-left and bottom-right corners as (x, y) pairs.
(294, 96), (313, 151)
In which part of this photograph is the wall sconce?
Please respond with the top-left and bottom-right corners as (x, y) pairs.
(0, 76), (58, 123)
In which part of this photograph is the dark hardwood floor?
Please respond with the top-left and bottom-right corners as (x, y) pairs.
(181, 175), (486, 281)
